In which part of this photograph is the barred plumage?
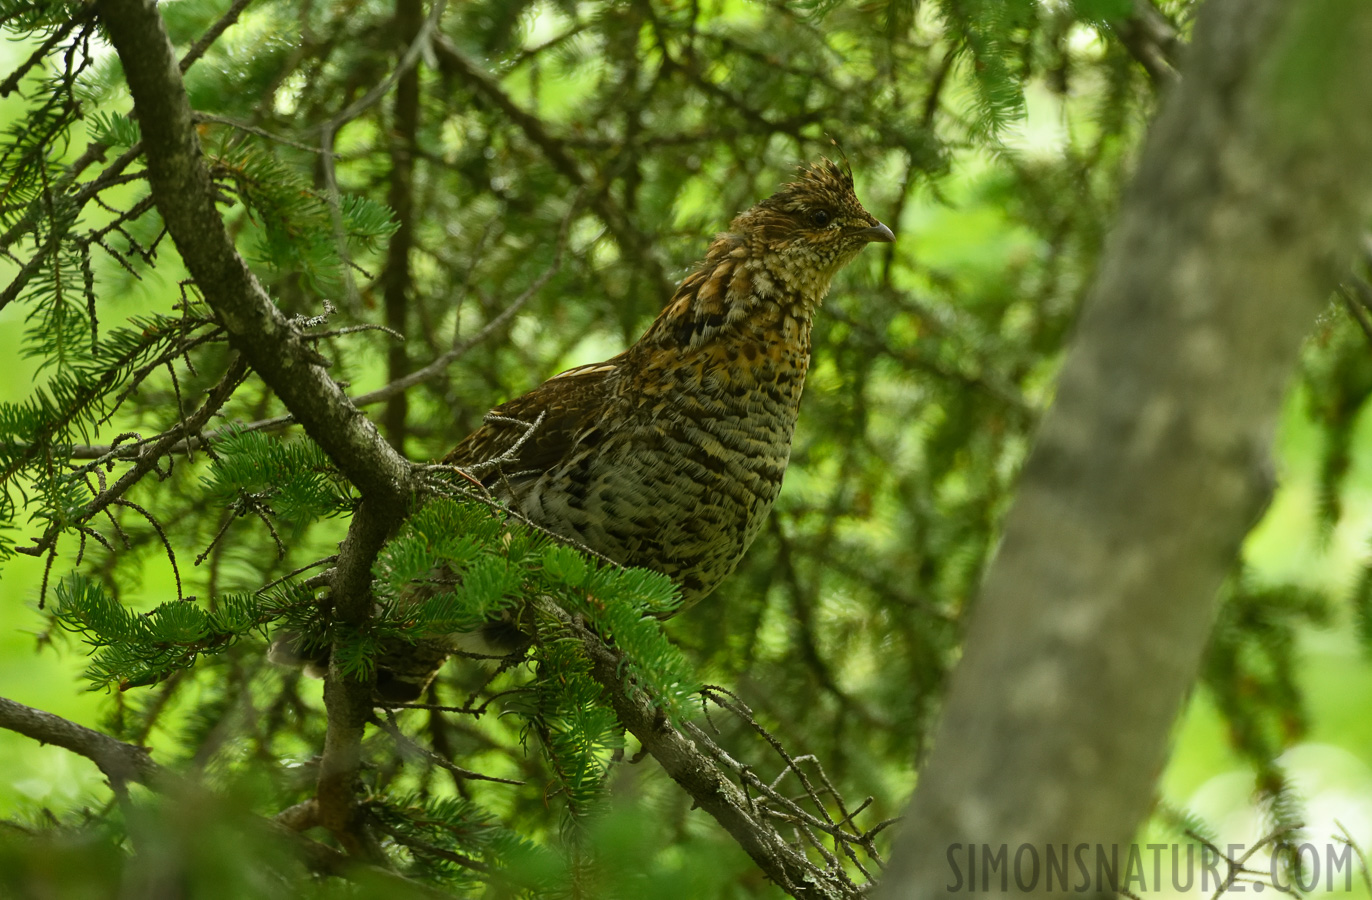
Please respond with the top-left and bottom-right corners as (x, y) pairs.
(279, 160), (893, 700)
(444, 159), (892, 610)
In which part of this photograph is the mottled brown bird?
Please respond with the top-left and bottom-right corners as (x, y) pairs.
(449, 159), (889, 594)
(370, 160), (891, 699)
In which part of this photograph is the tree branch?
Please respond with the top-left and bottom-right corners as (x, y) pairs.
(65, 198), (581, 463)
(93, 0), (414, 511)
(542, 600), (862, 900)
(94, 0), (428, 858)
(179, 0), (256, 73)
(0, 695), (162, 788)
(0, 698), (449, 896)
(379, 0), (425, 452)
(1112, 0), (1183, 87)
(17, 352), (248, 558)
(314, 500), (401, 858)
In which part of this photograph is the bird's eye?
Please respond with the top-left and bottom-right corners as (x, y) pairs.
(809, 209), (832, 228)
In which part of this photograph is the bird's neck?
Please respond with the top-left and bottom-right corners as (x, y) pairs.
(635, 233), (826, 357)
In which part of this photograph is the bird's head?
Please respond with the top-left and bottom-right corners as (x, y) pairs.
(730, 158), (894, 298)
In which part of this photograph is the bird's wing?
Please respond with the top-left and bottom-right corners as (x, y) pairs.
(442, 356), (622, 483)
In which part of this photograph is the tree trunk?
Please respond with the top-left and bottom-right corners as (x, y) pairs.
(878, 0), (1372, 896)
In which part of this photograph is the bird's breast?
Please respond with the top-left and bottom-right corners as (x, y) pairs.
(513, 322), (813, 607)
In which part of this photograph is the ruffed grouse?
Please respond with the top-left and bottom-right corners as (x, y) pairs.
(444, 159), (889, 600)
(300, 160), (892, 699)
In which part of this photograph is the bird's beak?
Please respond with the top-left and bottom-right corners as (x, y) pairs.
(857, 222), (895, 243)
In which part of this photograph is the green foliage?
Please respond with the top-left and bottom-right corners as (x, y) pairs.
(1301, 309), (1372, 529)
(372, 499), (533, 635)
(3, 0), (1363, 896)
(0, 310), (219, 564)
(371, 792), (558, 892)
(937, 0), (1037, 136)
(364, 497), (696, 812)
(201, 428), (354, 529)
(210, 142), (398, 294)
(51, 573), (267, 689)
(1202, 569), (1330, 774)
(86, 110), (140, 148)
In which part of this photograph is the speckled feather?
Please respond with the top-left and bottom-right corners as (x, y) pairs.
(443, 159), (893, 610)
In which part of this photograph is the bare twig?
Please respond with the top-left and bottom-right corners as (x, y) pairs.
(256, 554), (338, 594)
(354, 190), (582, 410)
(0, 18), (83, 98)
(374, 710), (524, 786)
(193, 112), (335, 156)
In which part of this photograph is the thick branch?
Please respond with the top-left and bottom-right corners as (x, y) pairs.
(94, 0), (425, 858)
(314, 500), (401, 858)
(93, 0), (414, 510)
(544, 601), (858, 900)
(879, 1), (1372, 896)
(0, 696), (162, 787)
(1112, 0), (1182, 86)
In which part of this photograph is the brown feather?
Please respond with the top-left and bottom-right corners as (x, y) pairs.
(364, 159), (893, 699)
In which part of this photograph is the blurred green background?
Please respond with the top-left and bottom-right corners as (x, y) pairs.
(4, 3), (1372, 895)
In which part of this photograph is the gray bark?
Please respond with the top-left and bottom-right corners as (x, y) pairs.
(878, 0), (1372, 896)
(95, 0), (414, 511)
(94, 0), (414, 855)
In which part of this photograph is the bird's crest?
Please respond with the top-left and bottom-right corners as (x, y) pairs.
(761, 157), (856, 214)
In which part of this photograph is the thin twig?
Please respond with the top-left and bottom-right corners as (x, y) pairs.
(374, 710), (525, 785)
(193, 112), (337, 156)
(351, 190), (582, 410)
(257, 555), (338, 594)
(179, 0), (257, 72)
(17, 354), (250, 558)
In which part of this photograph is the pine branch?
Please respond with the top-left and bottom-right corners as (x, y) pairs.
(92, 0), (415, 512)
(16, 352), (248, 557)
(65, 205), (578, 463)
(541, 599), (863, 900)
(91, 0), (422, 857)
(0, 0), (256, 289)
